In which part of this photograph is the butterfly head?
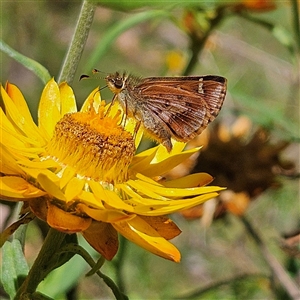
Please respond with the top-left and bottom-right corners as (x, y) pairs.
(106, 72), (127, 94)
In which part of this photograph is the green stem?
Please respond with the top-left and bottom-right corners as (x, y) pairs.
(113, 235), (128, 293)
(240, 216), (300, 299)
(291, 0), (300, 52)
(58, 0), (96, 84)
(183, 7), (227, 76)
(14, 229), (67, 299)
(60, 243), (127, 300)
(174, 273), (269, 299)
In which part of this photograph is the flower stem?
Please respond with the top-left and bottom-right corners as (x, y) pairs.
(59, 243), (127, 300)
(113, 235), (128, 293)
(58, 0), (96, 84)
(290, 0), (300, 53)
(15, 228), (67, 299)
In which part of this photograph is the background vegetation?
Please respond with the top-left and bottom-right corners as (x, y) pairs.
(1, 1), (299, 299)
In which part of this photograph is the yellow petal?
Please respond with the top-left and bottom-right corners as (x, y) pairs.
(19, 167), (60, 184)
(47, 203), (91, 233)
(153, 140), (186, 162)
(131, 141), (184, 169)
(65, 177), (85, 202)
(17, 158), (59, 169)
(59, 82), (77, 115)
(126, 179), (167, 200)
(132, 172), (161, 186)
(89, 181), (134, 212)
(118, 183), (168, 205)
(82, 221), (118, 260)
(0, 176), (46, 200)
(106, 101), (122, 118)
(29, 197), (48, 221)
(1, 112), (43, 155)
(115, 184), (170, 209)
(1, 113), (43, 150)
(77, 203), (134, 223)
(37, 173), (66, 201)
(132, 147), (200, 177)
(129, 146), (158, 172)
(1, 85), (44, 143)
(59, 167), (77, 189)
(6, 144), (42, 159)
(38, 78), (61, 139)
(162, 173), (213, 188)
(77, 190), (105, 209)
(124, 198), (167, 211)
(0, 106), (33, 149)
(113, 216), (181, 262)
(139, 216), (181, 240)
(80, 87), (102, 112)
(132, 192), (221, 216)
(0, 144), (25, 175)
(132, 173), (224, 198)
(5, 82), (34, 124)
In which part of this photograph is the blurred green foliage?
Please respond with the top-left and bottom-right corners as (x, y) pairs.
(0, 1), (299, 299)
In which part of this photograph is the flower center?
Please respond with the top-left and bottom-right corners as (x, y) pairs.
(46, 101), (135, 183)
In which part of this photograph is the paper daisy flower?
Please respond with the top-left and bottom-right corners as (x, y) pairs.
(0, 79), (223, 262)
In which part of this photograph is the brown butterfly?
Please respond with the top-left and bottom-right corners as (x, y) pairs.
(104, 71), (227, 152)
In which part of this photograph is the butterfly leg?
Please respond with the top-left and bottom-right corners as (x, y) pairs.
(133, 121), (141, 138)
(141, 112), (173, 152)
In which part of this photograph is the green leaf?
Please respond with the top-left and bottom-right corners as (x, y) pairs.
(31, 292), (54, 300)
(90, 0), (229, 11)
(37, 236), (96, 299)
(272, 26), (294, 51)
(85, 10), (171, 70)
(0, 39), (52, 84)
(233, 92), (299, 141)
(1, 239), (29, 299)
(37, 255), (86, 299)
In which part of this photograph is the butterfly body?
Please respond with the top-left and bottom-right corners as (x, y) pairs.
(106, 72), (227, 151)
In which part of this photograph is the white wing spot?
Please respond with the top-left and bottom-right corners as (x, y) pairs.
(198, 78), (204, 94)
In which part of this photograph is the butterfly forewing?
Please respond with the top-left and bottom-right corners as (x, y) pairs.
(135, 76), (227, 141)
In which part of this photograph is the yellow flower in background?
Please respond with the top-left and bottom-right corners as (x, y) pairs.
(165, 50), (186, 74)
(0, 79), (223, 262)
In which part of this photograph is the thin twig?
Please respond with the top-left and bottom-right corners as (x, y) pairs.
(173, 273), (270, 299)
(241, 216), (300, 300)
(59, 243), (128, 300)
(183, 6), (228, 76)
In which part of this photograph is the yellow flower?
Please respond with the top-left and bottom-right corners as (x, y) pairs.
(0, 79), (223, 262)
(165, 50), (186, 74)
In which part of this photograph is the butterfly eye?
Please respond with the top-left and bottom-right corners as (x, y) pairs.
(113, 78), (124, 89)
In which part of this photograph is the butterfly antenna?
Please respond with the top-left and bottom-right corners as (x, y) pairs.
(79, 74), (90, 80)
(80, 69), (109, 81)
(93, 69), (109, 78)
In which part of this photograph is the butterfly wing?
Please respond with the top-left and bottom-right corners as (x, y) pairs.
(135, 76), (227, 141)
